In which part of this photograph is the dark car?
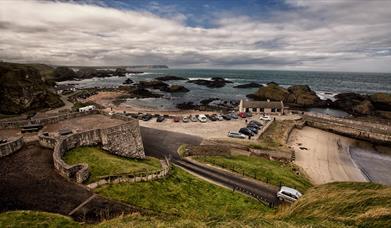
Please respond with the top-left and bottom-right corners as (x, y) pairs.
(239, 128), (254, 136)
(142, 114), (152, 121)
(246, 112), (253, 117)
(229, 113), (239, 119)
(156, 115), (165, 122)
(247, 123), (260, 129)
(249, 120), (263, 126)
(222, 114), (231, 120)
(209, 115), (218, 121)
(247, 127), (258, 134)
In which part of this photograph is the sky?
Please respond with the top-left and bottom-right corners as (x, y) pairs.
(0, 0), (391, 72)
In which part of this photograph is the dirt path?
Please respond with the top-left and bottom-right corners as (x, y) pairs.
(0, 142), (143, 223)
(289, 127), (367, 185)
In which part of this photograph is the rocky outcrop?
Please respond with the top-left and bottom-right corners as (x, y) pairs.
(53, 66), (77, 81)
(114, 68), (127, 76)
(155, 75), (188, 81)
(0, 62), (64, 114)
(248, 83), (289, 102)
(234, 82), (262, 88)
(352, 100), (374, 115)
(160, 85), (189, 93)
(187, 77), (233, 88)
(138, 80), (169, 90)
(127, 86), (163, 98)
(369, 93), (391, 111)
(123, 78), (134, 85)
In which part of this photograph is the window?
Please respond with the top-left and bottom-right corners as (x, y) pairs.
(260, 108), (264, 112)
(271, 108), (276, 112)
(252, 108), (257, 112)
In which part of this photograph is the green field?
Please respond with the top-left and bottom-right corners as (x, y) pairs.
(95, 167), (271, 224)
(63, 147), (161, 183)
(0, 211), (80, 228)
(193, 155), (312, 192)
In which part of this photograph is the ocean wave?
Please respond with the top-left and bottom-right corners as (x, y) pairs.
(316, 91), (338, 101)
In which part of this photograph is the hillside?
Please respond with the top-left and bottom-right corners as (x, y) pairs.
(0, 62), (63, 114)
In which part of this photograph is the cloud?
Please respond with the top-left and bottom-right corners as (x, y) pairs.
(0, 0), (390, 72)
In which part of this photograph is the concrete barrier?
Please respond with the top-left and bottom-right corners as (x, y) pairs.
(0, 137), (24, 158)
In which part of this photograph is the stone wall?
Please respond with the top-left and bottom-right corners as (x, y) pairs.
(303, 113), (391, 145)
(0, 137), (24, 158)
(50, 121), (144, 183)
(249, 148), (292, 160)
(86, 158), (171, 189)
(38, 134), (57, 149)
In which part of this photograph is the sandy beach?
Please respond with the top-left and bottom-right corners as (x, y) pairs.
(289, 126), (367, 185)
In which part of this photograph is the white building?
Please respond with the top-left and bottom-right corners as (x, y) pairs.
(239, 99), (284, 114)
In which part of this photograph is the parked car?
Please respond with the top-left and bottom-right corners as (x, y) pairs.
(190, 115), (198, 122)
(247, 123), (260, 130)
(277, 186), (302, 203)
(249, 120), (263, 126)
(156, 115), (165, 122)
(245, 112), (253, 117)
(239, 128), (254, 136)
(216, 114), (224, 121)
(198, 114), (208, 123)
(222, 114), (231, 120)
(227, 131), (246, 139)
(173, 116), (180, 122)
(229, 113), (239, 119)
(247, 127), (258, 134)
(260, 115), (272, 121)
(142, 114), (152, 121)
(183, 116), (190, 123)
(239, 112), (247, 118)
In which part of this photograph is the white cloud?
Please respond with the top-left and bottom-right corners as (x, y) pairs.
(0, 0), (390, 72)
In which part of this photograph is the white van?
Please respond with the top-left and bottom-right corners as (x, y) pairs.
(198, 114), (208, 123)
(277, 186), (302, 203)
(78, 105), (96, 112)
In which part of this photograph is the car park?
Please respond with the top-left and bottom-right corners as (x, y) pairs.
(239, 128), (254, 136)
(247, 123), (260, 130)
(277, 186), (302, 203)
(227, 131), (246, 139)
(222, 114), (231, 120)
(173, 116), (180, 122)
(245, 112), (253, 117)
(216, 114), (224, 121)
(198, 114), (208, 123)
(260, 115), (272, 121)
(142, 114), (152, 121)
(229, 113), (238, 119)
(209, 115), (218, 121)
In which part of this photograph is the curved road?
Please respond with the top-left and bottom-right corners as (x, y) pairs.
(140, 126), (279, 205)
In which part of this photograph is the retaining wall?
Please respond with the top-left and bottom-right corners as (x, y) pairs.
(249, 148), (292, 160)
(0, 137), (24, 158)
(303, 114), (391, 145)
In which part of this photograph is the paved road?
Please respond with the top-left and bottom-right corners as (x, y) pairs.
(140, 127), (279, 205)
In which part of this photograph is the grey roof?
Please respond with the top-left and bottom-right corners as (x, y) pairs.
(241, 100), (283, 109)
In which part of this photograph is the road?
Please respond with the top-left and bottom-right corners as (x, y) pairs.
(140, 127), (279, 205)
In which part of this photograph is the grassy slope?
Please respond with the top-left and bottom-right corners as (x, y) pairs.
(63, 147), (161, 183)
(95, 167), (272, 225)
(273, 182), (391, 228)
(0, 211), (80, 228)
(194, 155), (312, 193)
(251, 120), (295, 151)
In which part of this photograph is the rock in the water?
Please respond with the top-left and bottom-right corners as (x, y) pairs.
(139, 80), (169, 89)
(160, 85), (189, 93)
(200, 98), (219, 105)
(127, 86), (163, 98)
(333, 92), (365, 112)
(234, 82), (262, 88)
(369, 93), (391, 111)
(155, 75), (188, 81)
(0, 62), (64, 114)
(250, 83), (289, 101)
(352, 99), (374, 115)
(114, 68), (127, 77)
(287, 85), (322, 107)
(123, 78), (134, 85)
(187, 77), (233, 88)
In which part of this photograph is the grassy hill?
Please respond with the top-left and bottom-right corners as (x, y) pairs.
(1, 182), (390, 227)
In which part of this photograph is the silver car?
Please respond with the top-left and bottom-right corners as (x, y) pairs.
(277, 186), (302, 203)
(227, 131), (246, 139)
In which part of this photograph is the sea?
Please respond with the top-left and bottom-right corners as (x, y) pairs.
(60, 69), (391, 115)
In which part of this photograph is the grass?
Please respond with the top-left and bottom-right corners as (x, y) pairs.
(0, 210), (80, 228)
(63, 147), (161, 183)
(95, 167), (272, 224)
(273, 182), (391, 227)
(251, 120), (296, 151)
(193, 155), (312, 193)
